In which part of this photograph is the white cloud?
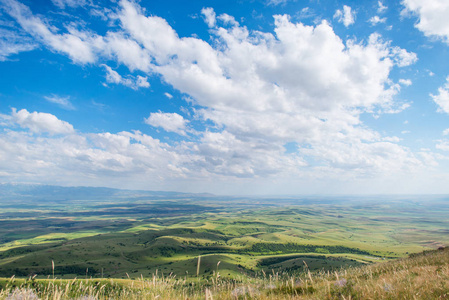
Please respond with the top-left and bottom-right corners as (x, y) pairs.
(90, 7), (111, 21)
(383, 136), (401, 143)
(377, 1), (388, 13)
(217, 13), (239, 27)
(102, 32), (152, 72)
(51, 0), (87, 9)
(9, 108), (74, 134)
(297, 7), (315, 20)
(201, 7), (216, 28)
(0, 129), (189, 188)
(334, 5), (355, 27)
(381, 102), (411, 114)
(402, 0), (449, 44)
(0, 0), (427, 187)
(1, 0), (97, 64)
(0, 28), (37, 61)
(300, 140), (420, 174)
(436, 139), (449, 151)
(114, 1), (420, 176)
(193, 130), (306, 177)
(369, 16), (387, 26)
(431, 76), (449, 114)
(145, 112), (188, 136)
(164, 92), (173, 99)
(1, 3), (151, 69)
(135, 75), (150, 88)
(102, 64), (150, 90)
(103, 64), (122, 84)
(44, 94), (75, 110)
(399, 79), (412, 86)
(396, 52), (418, 68)
(389, 45), (418, 67)
(266, 0), (295, 6)
(443, 128), (449, 136)
(0, 39), (35, 61)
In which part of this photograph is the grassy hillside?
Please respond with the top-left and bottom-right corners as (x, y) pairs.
(1, 247), (448, 299)
(0, 226), (369, 279)
(1, 193), (448, 280)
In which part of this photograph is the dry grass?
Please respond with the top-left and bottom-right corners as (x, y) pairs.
(1, 248), (448, 299)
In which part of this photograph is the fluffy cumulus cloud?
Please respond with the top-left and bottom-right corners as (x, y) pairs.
(0, 0), (428, 190)
(334, 5), (355, 27)
(402, 0), (449, 43)
(431, 76), (449, 114)
(192, 130), (307, 178)
(0, 109), (190, 186)
(399, 79), (412, 86)
(145, 112), (188, 136)
(389, 46), (417, 67)
(369, 16), (386, 26)
(0, 128), (191, 187)
(201, 7), (216, 28)
(4, 108), (75, 134)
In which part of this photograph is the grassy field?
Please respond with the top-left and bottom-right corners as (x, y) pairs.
(0, 188), (448, 280)
(1, 247), (448, 299)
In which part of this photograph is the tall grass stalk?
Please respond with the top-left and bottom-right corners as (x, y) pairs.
(196, 255), (201, 277)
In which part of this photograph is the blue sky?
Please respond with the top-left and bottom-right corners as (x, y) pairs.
(1, 0), (449, 195)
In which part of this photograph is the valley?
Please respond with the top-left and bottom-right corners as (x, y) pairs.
(0, 185), (448, 280)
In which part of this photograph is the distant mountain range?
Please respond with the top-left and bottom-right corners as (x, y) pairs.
(0, 183), (214, 201)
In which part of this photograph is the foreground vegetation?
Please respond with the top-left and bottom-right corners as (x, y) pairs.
(1, 247), (448, 299)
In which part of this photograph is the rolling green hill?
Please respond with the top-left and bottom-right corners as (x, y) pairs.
(0, 186), (448, 299)
(0, 186), (448, 280)
(1, 247), (448, 299)
(0, 226), (370, 279)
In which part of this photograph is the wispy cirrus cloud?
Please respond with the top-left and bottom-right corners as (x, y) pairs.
(266, 0), (296, 7)
(51, 0), (88, 9)
(0, 26), (37, 61)
(44, 94), (76, 110)
(145, 112), (188, 136)
(377, 1), (387, 13)
(0, 0), (97, 63)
